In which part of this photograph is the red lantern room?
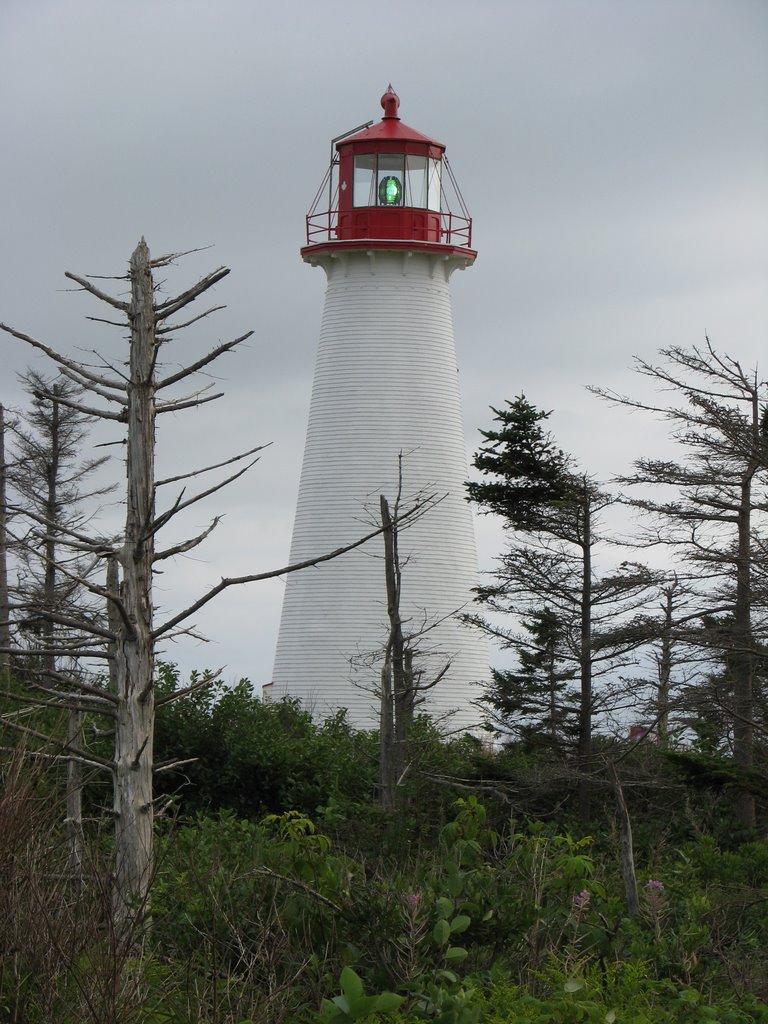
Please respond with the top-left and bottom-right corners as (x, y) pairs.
(303, 86), (475, 261)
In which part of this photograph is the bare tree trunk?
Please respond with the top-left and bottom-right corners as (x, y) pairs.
(547, 644), (558, 744)
(379, 661), (395, 809)
(0, 406), (9, 673)
(42, 388), (85, 883)
(380, 494), (409, 804)
(608, 760), (639, 917)
(403, 647), (415, 726)
(42, 387), (60, 678)
(577, 484), (593, 824)
(66, 707), (84, 890)
(107, 554), (120, 696)
(112, 239), (157, 927)
(732, 472), (756, 829)
(656, 587), (673, 748)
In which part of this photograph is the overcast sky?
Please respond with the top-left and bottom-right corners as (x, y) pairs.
(1, 0), (766, 690)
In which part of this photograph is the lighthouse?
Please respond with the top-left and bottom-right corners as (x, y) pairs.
(272, 87), (488, 731)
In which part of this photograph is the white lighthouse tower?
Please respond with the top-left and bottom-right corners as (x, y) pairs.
(272, 87), (488, 730)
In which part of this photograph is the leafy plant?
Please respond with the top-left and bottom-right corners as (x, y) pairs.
(318, 967), (404, 1022)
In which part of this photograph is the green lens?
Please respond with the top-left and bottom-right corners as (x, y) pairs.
(379, 176), (402, 206)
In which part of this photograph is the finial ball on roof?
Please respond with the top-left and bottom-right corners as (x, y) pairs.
(381, 85), (400, 119)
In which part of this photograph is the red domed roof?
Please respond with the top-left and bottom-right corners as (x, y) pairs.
(303, 87), (474, 259)
(338, 85), (445, 153)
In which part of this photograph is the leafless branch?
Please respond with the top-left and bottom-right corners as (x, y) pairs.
(0, 688), (115, 716)
(0, 323), (124, 392)
(155, 304), (226, 335)
(149, 245), (215, 268)
(64, 271), (129, 311)
(85, 315), (127, 328)
(154, 757), (199, 773)
(154, 266), (231, 321)
(155, 392), (224, 415)
(149, 458), (260, 535)
(22, 670), (119, 702)
(56, 367), (129, 406)
(154, 518), (221, 562)
(155, 668), (223, 707)
(18, 386), (124, 423)
(155, 444), (269, 487)
(156, 331), (254, 389)
(251, 867), (344, 914)
(19, 608), (116, 642)
(0, 718), (115, 770)
(153, 503), (426, 639)
(0, 745), (114, 773)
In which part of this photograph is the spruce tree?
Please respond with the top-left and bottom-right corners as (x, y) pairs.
(481, 606), (579, 750)
(467, 396), (654, 821)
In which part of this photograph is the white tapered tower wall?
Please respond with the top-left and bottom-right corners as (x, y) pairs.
(272, 248), (488, 731)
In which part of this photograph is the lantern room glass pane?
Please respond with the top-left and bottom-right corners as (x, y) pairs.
(427, 158), (441, 211)
(377, 154), (405, 206)
(405, 155), (428, 208)
(353, 154), (376, 207)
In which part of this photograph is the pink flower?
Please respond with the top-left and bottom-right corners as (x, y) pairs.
(645, 879), (664, 892)
(572, 890), (590, 911)
(403, 892), (421, 912)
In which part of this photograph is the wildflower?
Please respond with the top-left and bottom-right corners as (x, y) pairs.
(572, 890), (590, 911)
(403, 892), (422, 912)
(643, 879), (665, 941)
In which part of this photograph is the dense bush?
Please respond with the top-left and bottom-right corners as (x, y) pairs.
(2, 669), (767, 1022)
(153, 664), (379, 818)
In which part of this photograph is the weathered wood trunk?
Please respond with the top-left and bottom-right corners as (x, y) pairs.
(656, 588), (673, 748)
(577, 484), (593, 824)
(41, 388), (85, 884)
(66, 707), (84, 889)
(379, 494), (413, 807)
(609, 760), (639, 917)
(42, 386), (61, 678)
(112, 239), (157, 926)
(379, 661), (395, 809)
(732, 468), (756, 829)
(107, 554), (120, 695)
(0, 405), (9, 672)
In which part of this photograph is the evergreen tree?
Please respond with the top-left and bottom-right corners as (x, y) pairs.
(8, 370), (110, 665)
(481, 606), (579, 750)
(467, 396), (654, 821)
(466, 395), (570, 530)
(5, 372), (111, 883)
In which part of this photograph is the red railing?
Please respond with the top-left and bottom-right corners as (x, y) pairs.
(306, 208), (338, 245)
(305, 207), (472, 248)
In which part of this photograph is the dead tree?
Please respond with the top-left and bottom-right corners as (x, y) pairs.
(7, 373), (109, 662)
(607, 760), (639, 918)
(0, 239), (426, 929)
(379, 493), (409, 810)
(592, 340), (768, 829)
(4, 372), (111, 884)
(631, 575), (710, 748)
(0, 406), (10, 674)
(377, 462), (451, 809)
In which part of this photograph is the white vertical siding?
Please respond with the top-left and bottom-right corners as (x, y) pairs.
(272, 249), (489, 731)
